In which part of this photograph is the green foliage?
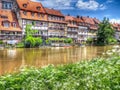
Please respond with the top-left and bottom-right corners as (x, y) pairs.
(34, 37), (43, 47)
(0, 40), (3, 44)
(16, 42), (24, 48)
(25, 37), (42, 48)
(0, 54), (120, 89)
(86, 38), (93, 44)
(64, 38), (73, 44)
(46, 38), (73, 44)
(96, 17), (117, 45)
(24, 24), (42, 48)
(25, 24), (38, 37)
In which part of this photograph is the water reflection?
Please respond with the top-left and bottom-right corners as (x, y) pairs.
(0, 46), (113, 75)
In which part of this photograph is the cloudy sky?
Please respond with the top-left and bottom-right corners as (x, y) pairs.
(32, 0), (120, 23)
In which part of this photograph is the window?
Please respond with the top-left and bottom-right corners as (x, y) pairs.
(23, 4), (27, 8)
(41, 14), (44, 18)
(2, 1), (13, 9)
(36, 6), (41, 11)
(12, 22), (16, 27)
(3, 22), (10, 28)
(23, 11), (27, 15)
(38, 13), (40, 17)
(31, 12), (35, 17)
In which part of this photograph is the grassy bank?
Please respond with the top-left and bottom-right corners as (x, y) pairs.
(0, 55), (120, 90)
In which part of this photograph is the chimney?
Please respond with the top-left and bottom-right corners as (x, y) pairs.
(76, 15), (80, 18)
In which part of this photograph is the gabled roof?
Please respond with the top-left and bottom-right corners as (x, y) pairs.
(112, 23), (120, 31)
(93, 18), (100, 24)
(65, 16), (76, 21)
(81, 16), (95, 25)
(0, 10), (21, 32)
(45, 8), (64, 17)
(16, 0), (46, 13)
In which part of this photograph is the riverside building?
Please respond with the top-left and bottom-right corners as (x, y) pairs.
(65, 16), (78, 43)
(0, 0), (22, 43)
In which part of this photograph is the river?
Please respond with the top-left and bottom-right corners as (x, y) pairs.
(0, 46), (114, 75)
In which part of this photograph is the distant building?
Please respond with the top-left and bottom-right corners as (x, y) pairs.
(80, 16), (100, 39)
(112, 23), (120, 41)
(65, 16), (78, 43)
(0, 10), (22, 42)
(76, 16), (88, 44)
(45, 8), (67, 38)
(15, 0), (48, 39)
(0, 0), (107, 45)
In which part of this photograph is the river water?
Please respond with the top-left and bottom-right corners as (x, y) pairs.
(0, 46), (114, 75)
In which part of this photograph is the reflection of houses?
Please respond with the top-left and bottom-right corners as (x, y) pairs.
(15, 0), (48, 39)
(45, 8), (67, 38)
(65, 16), (78, 43)
(112, 23), (120, 41)
(0, 10), (22, 42)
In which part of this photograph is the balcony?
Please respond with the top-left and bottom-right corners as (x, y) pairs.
(49, 27), (65, 30)
(31, 26), (48, 30)
(67, 30), (77, 32)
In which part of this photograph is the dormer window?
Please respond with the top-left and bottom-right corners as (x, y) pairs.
(3, 21), (10, 28)
(36, 6), (41, 11)
(23, 4), (27, 8)
(12, 22), (16, 27)
(41, 14), (44, 18)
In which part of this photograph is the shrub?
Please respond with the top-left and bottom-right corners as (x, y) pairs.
(0, 40), (3, 44)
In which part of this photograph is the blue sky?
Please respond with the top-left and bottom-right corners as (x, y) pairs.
(32, 0), (120, 23)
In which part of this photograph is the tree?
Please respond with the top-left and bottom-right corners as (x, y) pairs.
(24, 24), (43, 48)
(86, 38), (93, 45)
(96, 17), (116, 45)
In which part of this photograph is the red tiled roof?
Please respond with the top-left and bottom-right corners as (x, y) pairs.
(81, 16), (95, 25)
(20, 10), (48, 21)
(112, 23), (120, 31)
(76, 17), (84, 23)
(16, 0), (46, 13)
(45, 8), (64, 17)
(0, 10), (21, 32)
(93, 18), (100, 24)
(65, 16), (78, 28)
(65, 16), (76, 21)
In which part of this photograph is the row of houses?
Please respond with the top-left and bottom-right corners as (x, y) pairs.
(0, 0), (120, 44)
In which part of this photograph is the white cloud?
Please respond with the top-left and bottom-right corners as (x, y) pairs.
(33, 0), (74, 10)
(110, 19), (120, 24)
(76, 0), (106, 10)
(31, 0), (111, 11)
(100, 4), (106, 10)
(107, 0), (113, 3)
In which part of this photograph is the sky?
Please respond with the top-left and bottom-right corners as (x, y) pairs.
(32, 0), (120, 23)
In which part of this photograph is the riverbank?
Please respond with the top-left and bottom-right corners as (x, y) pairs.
(0, 55), (120, 90)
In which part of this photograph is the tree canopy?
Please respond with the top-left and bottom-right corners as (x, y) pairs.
(96, 18), (117, 45)
(24, 24), (42, 48)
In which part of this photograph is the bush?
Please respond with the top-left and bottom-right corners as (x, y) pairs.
(64, 38), (73, 44)
(16, 42), (24, 48)
(0, 40), (3, 44)
(86, 38), (93, 45)
(24, 36), (43, 48)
